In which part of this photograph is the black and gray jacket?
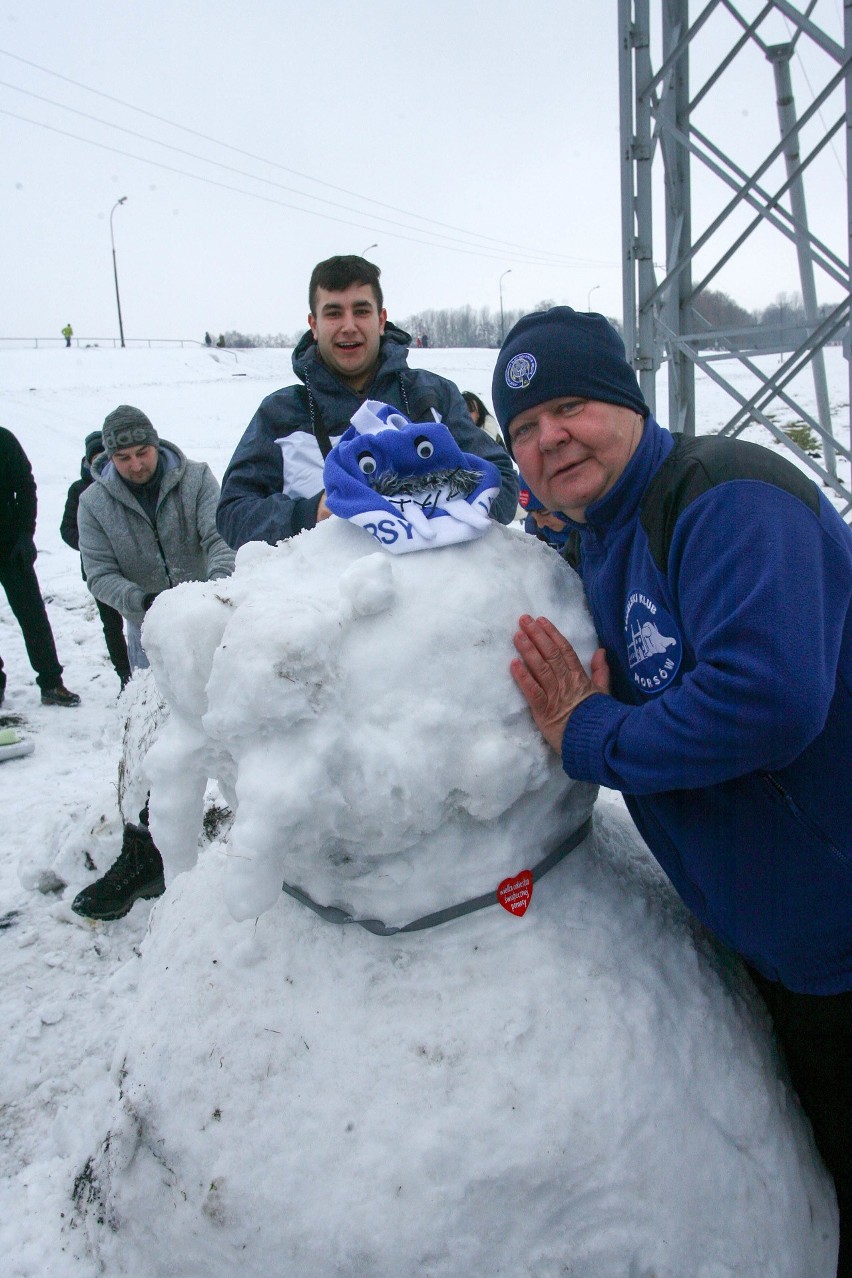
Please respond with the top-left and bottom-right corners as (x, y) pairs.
(216, 323), (519, 550)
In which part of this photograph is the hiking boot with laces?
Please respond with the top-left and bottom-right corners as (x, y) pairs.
(41, 684), (81, 707)
(71, 824), (165, 920)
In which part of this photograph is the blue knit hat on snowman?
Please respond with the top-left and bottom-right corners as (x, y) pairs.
(491, 306), (648, 447)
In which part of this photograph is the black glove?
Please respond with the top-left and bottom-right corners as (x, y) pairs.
(10, 537), (37, 569)
(142, 592), (161, 612)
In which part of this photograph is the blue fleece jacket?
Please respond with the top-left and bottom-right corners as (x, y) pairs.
(216, 324), (518, 549)
(561, 415), (852, 994)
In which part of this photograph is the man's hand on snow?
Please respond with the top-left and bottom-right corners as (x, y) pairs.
(511, 614), (610, 754)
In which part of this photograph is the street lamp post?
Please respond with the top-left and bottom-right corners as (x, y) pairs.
(110, 197), (128, 349)
(361, 242), (378, 258)
(499, 269), (512, 342)
(587, 284), (600, 312)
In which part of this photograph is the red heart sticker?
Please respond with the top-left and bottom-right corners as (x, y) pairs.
(497, 870), (533, 918)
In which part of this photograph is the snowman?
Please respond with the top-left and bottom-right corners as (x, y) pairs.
(71, 404), (836, 1276)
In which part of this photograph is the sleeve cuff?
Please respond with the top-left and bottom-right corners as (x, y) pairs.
(292, 493), (323, 534)
(561, 693), (632, 784)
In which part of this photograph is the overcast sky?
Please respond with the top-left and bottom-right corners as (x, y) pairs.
(2, 1), (846, 344)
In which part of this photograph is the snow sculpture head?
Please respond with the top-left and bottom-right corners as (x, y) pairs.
(322, 399), (501, 553)
(143, 517), (599, 928)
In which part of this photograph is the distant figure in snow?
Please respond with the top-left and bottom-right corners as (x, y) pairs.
(60, 430), (131, 690)
(496, 305), (852, 1278)
(0, 428), (81, 709)
(204, 331), (213, 347)
(420, 332), (429, 348)
(216, 254), (518, 551)
(216, 334), (225, 348)
(73, 406), (235, 921)
(62, 323), (73, 348)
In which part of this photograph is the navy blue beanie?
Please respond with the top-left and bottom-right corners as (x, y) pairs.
(84, 431), (104, 464)
(517, 474), (545, 514)
(492, 307), (648, 446)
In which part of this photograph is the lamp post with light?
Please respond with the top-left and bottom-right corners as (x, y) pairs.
(499, 269), (512, 342)
(587, 284), (600, 312)
(110, 197), (128, 349)
(361, 243), (378, 257)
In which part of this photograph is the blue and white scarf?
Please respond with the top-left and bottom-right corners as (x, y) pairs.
(323, 400), (500, 554)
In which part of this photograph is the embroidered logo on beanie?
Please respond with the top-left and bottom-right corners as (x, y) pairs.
(505, 353), (537, 389)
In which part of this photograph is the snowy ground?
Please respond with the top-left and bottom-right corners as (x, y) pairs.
(0, 344), (847, 1276)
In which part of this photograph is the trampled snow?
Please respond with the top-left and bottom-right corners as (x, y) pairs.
(0, 345), (846, 1276)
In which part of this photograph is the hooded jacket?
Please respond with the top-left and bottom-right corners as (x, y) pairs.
(77, 441), (235, 626)
(216, 323), (519, 550)
(0, 427), (37, 560)
(560, 415), (852, 995)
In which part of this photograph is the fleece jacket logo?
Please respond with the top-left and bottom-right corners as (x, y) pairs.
(624, 589), (682, 696)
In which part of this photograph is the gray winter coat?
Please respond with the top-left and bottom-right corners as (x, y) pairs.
(78, 441), (235, 626)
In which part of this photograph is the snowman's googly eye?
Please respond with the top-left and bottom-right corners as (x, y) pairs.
(414, 436), (434, 460)
(358, 452), (377, 475)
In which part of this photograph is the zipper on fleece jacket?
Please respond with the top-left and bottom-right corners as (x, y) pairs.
(152, 524), (175, 588)
(761, 770), (848, 867)
(137, 503), (175, 590)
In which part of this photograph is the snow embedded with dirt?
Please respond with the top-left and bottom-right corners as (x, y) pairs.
(0, 344), (846, 1276)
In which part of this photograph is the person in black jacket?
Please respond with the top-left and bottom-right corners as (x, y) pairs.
(217, 255), (518, 550)
(60, 431), (131, 689)
(0, 427), (80, 707)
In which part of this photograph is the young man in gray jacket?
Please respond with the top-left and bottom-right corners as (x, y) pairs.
(75, 405), (235, 920)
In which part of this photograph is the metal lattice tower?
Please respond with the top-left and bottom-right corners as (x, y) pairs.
(618, 0), (852, 517)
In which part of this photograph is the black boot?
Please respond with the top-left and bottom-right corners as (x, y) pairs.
(71, 824), (165, 920)
(41, 684), (81, 707)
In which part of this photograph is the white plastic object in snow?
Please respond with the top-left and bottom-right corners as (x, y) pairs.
(0, 727), (34, 762)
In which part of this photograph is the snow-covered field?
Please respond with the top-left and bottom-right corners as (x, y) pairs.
(0, 344), (847, 1276)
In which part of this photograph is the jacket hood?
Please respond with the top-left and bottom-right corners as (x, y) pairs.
(291, 320), (413, 383)
(92, 441), (186, 500)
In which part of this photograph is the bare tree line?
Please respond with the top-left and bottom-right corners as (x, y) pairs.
(216, 289), (840, 351)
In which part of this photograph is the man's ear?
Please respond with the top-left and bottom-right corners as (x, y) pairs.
(378, 308), (387, 334)
(307, 312), (318, 340)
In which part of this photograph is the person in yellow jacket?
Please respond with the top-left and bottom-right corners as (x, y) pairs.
(62, 323), (73, 348)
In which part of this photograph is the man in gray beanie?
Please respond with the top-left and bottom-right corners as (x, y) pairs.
(495, 306), (852, 1272)
(78, 405), (233, 669)
(75, 406), (235, 922)
(100, 404), (160, 458)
